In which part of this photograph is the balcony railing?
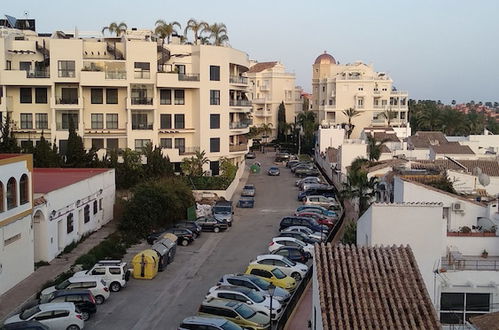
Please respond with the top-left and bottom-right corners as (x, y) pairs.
(178, 73), (200, 81)
(106, 71), (127, 79)
(131, 97), (153, 105)
(55, 98), (79, 105)
(27, 70), (50, 78)
(134, 71), (150, 79)
(179, 146), (200, 155)
(229, 144), (248, 152)
(230, 76), (248, 84)
(230, 100), (252, 107)
(441, 257), (499, 271)
(131, 123), (153, 130)
(229, 121), (252, 129)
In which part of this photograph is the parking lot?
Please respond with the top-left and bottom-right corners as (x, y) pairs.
(85, 151), (302, 330)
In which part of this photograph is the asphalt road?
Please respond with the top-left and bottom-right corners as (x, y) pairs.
(86, 151), (302, 330)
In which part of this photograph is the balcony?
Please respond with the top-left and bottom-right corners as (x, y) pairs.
(252, 98), (269, 104)
(52, 97), (82, 108)
(230, 144), (248, 152)
(253, 109), (272, 117)
(230, 100), (252, 107)
(178, 73), (200, 81)
(179, 146), (200, 155)
(1, 69), (51, 85)
(131, 97), (153, 105)
(80, 70), (127, 86)
(441, 256), (499, 271)
(230, 75), (248, 85)
(157, 71), (200, 88)
(229, 120), (252, 129)
(260, 85), (270, 91)
(131, 123), (153, 130)
(56, 98), (79, 105)
(27, 70), (50, 78)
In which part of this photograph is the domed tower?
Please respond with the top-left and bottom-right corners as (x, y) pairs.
(312, 51), (336, 121)
(312, 51), (336, 80)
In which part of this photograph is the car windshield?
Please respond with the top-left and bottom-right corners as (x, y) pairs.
(283, 257), (296, 266)
(246, 290), (265, 303)
(213, 206), (231, 214)
(221, 320), (243, 330)
(271, 268), (287, 279)
(235, 304), (256, 319)
(250, 277), (270, 290)
(20, 306), (41, 320)
(55, 279), (70, 290)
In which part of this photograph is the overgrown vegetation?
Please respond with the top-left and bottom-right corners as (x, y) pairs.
(341, 220), (357, 245)
(182, 155), (238, 190)
(74, 232), (134, 270)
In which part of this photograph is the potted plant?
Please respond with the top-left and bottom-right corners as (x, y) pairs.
(482, 249), (489, 258)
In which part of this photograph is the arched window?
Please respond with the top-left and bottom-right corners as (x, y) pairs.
(0, 181), (4, 212)
(7, 177), (17, 209)
(20, 174), (29, 205)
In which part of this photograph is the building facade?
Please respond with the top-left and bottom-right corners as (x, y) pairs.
(0, 154), (34, 295)
(311, 51), (409, 138)
(0, 28), (251, 173)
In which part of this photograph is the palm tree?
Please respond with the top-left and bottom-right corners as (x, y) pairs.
(439, 107), (467, 135)
(415, 105), (441, 130)
(206, 23), (229, 46)
(366, 136), (390, 162)
(342, 108), (360, 138)
(282, 122), (293, 142)
(341, 166), (378, 215)
(380, 108), (398, 126)
(259, 123), (273, 141)
(102, 22), (128, 36)
(155, 19), (181, 44)
(184, 19), (208, 44)
(181, 150), (209, 176)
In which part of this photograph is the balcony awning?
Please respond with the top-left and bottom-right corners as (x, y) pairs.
(8, 49), (36, 54)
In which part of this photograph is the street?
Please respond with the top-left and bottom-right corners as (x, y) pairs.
(86, 151), (302, 330)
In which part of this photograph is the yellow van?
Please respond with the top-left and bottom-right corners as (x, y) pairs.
(245, 264), (296, 291)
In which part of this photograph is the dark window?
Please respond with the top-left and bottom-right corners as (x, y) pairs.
(160, 114), (172, 129)
(58, 60), (75, 77)
(134, 62), (150, 79)
(174, 90), (185, 105)
(6, 177), (17, 209)
(107, 138), (118, 150)
(34, 311), (54, 321)
(174, 114), (185, 129)
(20, 61), (31, 72)
(160, 138), (172, 149)
(210, 90), (220, 105)
(21, 140), (33, 150)
(60, 112), (79, 130)
(210, 138), (220, 153)
(93, 201), (98, 215)
(0, 182), (4, 212)
(210, 65), (220, 81)
(99, 198), (102, 210)
(160, 89), (172, 105)
(106, 114), (118, 129)
(91, 88), (103, 104)
(92, 138), (104, 150)
(67, 213), (74, 233)
(19, 174), (29, 205)
(210, 161), (220, 176)
(174, 138), (185, 154)
(131, 113), (149, 130)
(35, 88), (48, 103)
(84, 205), (90, 223)
(441, 293), (465, 311)
(20, 113), (33, 129)
(59, 140), (68, 155)
(91, 114), (104, 129)
(176, 65), (185, 75)
(109, 267), (121, 275)
(466, 293), (490, 311)
(210, 114), (220, 129)
(20, 88), (32, 103)
(106, 89), (118, 104)
(440, 292), (490, 325)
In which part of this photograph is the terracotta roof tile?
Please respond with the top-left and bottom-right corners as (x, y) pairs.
(367, 159), (407, 173)
(411, 159), (499, 177)
(408, 131), (448, 149)
(247, 61), (278, 73)
(33, 196), (47, 206)
(430, 142), (474, 155)
(33, 168), (110, 194)
(470, 311), (499, 330)
(315, 244), (440, 329)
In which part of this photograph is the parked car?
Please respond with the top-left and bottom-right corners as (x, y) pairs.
(241, 184), (256, 197)
(295, 205), (337, 218)
(277, 230), (320, 244)
(212, 200), (234, 227)
(206, 285), (283, 320)
(1, 321), (49, 330)
(295, 168), (320, 177)
(245, 264), (297, 291)
(287, 160), (300, 169)
(198, 299), (269, 330)
(291, 163), (313, 173)
(304, 195), (339, 209)
(41, 276), (110, 305)
(251, 254), (308, 281)
(296, 176), (322, 187)
(237, 196), (254, 208)
(282, 226), (324, 242)
(195, 216), (228, 233)
(275, 153), (290, 162)
(245, 152), (256, 159)
(4, 303), (84, 330)
(164, 228), (195, 246)
(174, 221), (202, 238)
(271, 246), (312, 263)
(301, 182), (330, 192)
(279, 216), (329, 233)
(217, 274), (291, 304)
(268, 237), (314, 256)
(267, 167), (280, 176)
(297, 186), (335, 201)
(179, 316), (243, 330)
(39, 290), (96, 321)
(146, 230), (167, 245)
(73, 260), (130, 292)
(296, 212), (335, 228)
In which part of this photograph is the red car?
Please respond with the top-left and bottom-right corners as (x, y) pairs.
(296, 212), (335, 228)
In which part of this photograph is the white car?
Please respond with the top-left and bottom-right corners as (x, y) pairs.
(206, 285), (283, 320)
(295, 176), (321, 187)
(282, 226), (324, 242)
(73, 260), (130, 292)
(268, 237), (314, 256)
(5, 302), (84, 330)
(41, 275), (110, 305)
(251, 254), (308, 281)
(303, 195), (338, 209)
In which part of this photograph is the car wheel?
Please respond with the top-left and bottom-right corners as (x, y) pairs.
(81, 311), (90, 321)
(110, 281), (121, 292)
(67, 325), (80, 330)
(181, 239), (189, 246)
(291, 272), (302, 281)
(95, 295), (105, 305)
(213, 226), (220, 233)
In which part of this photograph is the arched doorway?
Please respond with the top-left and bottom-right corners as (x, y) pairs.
(33, 210), (47, 262)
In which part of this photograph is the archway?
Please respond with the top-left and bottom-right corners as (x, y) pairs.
(33, 210), (47, 262)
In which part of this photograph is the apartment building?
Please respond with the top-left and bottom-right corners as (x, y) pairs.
(0, 27), (251, 173)
(247, 61), (301, 138)
(311, 51), (409, 138)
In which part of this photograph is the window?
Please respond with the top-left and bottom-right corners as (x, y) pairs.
(91, 114), (104, 129)
(99, 198), (102, 210)
(160, 138), (172, 149)
(134, 139), (150, 151)
(6, 60), (11, 70)
(20, 88), (32, 103)
(91, 88), (103, 104)
(4, 233), (21, 246)
(322, 86), (325, 92)
(0, 182), (4, 212)
(174, 90), (185, 105)
(20, 113), (33, 129)
(210, 161), (220, 176)
(160, 114), (172, 129)
(109, 267), (121, 275)
(67, 213), (74, 234)
(357, 98), (364, 108)
(61, 112), (79, 130)
(131, 113), (149, 130)
(210, 114), (220, 129)
(7, 177), (17, 209)
(91, 267), (106, 275)
(107, 138), (118, 151)
(59, 140), (68, 155)
(92, 139), (104, 150)
(174, 138), (185, 154)
(106, 114), (118, 129)
(35, 88), (48, 103)
(106, 89), (118, 104)
(21, 140), (33, 150)
(58, 60), (76, 78)
(160, 89), (172, 105)
(134, 62), (150, 79)
(210, 65), (220, 81)
(210, 90), (220, 105)
(440, 293), (490, 325)
(93, 200), (98, 215)
(174, 114), (185, 129)
(176, 65), (185, 75)
(210, 138), (220, 153)
(19, 174), (29, 205)
(84, 205), (90, 223)
(60, 88), (78, 104)
(400, 112), (406, 120)
(358, 87), (364, 91)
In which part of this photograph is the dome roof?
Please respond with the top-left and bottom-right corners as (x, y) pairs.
(314, 51), (336, 65)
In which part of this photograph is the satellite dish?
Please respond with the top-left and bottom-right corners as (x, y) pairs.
(479, 173), (490, 187)
(473, 167), (482, 176)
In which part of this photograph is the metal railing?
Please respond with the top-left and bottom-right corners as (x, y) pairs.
(131, 97), (153, 105)
(27, 71), (50, 78)
(229, 144), (248, 152)
(229, 121), (252, 129)
(441, 259), (499, 271)
(55, 98), (78, 105)
(230, 75), (248, 84)
(178, 73), (200, 81)
(131, 123), (153, 130)
(106, 71), (126, 79)
(230, 99), (252, 107)
(179, 146), (200, 155)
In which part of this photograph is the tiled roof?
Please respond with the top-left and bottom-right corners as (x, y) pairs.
(0, 154), (23, 160)
(411, 159), (499, 177)
(33, 196), (47, 206)
(367, 159), (407, 173)
(408, 131), (448, 149)
(380, 144), (391, 153)
(470, 311), (499, 330)
(247, 61), (278, 73)
(430, 142), (474, 155)
(33, 168), (110, 194)
(315, 244), (440, 329)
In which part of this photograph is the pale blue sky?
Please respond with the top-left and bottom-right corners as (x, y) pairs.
(4, 0), (499, 103)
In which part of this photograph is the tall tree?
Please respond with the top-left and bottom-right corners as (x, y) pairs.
(155, 19), (181, 44)
(181, 150), (209, 176)
(184, 19), (208, 43)
(205, 23), (229, 46)
(296, 111), (317, 154)
(0, 113), (21, 153)
(277, 102), (287, 141)
(101, 22), (128, 36)
(342, 108), (360, 138)
(65, 116), (87, 167)
(341, 166), (378, 216)
(259, 123), (273, 142)
(143, 142), (174, 177)
(380, 108), (398, 126)
(366, 136), (390, 162)
(33, 133), (61, 167)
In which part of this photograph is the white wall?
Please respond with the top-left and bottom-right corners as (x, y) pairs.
(446, 236), (499, 256)
(316, 126), (345, 152)
(339, 142), (367, 174)
(447, 170), (499, 196)
(311, 253), (324, 330)
(193, 159), (246, 201)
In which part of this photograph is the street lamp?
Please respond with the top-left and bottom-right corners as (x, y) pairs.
(268, 283), (276, 329)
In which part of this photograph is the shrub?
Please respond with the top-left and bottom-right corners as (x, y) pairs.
(74, 232), (130, 270)
(341, 220), (357, 245)
(460, 226), (472, 233)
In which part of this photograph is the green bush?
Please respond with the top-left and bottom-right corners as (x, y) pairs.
(74, 232), (130, 270)
(186, 176), (232, 190)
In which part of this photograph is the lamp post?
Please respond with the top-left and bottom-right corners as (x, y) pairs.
(268, 283), (276, 329)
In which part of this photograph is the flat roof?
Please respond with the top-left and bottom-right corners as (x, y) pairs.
(0, 153), (24, 160)
(33, 168), (110, 194)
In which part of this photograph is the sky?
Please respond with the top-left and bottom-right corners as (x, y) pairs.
(3, 0), (499, 104)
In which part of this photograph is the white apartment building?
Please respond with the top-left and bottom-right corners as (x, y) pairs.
(0, 154), (34, 295)
(311, 52), (409, 138)
(0, 27), (251, 174)
(247, 61), (302, 139)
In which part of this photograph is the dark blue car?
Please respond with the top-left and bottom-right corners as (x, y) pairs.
(272, 246), (312, 263)
(297, 187), (335, 201)
(279, 216), (329, 233)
